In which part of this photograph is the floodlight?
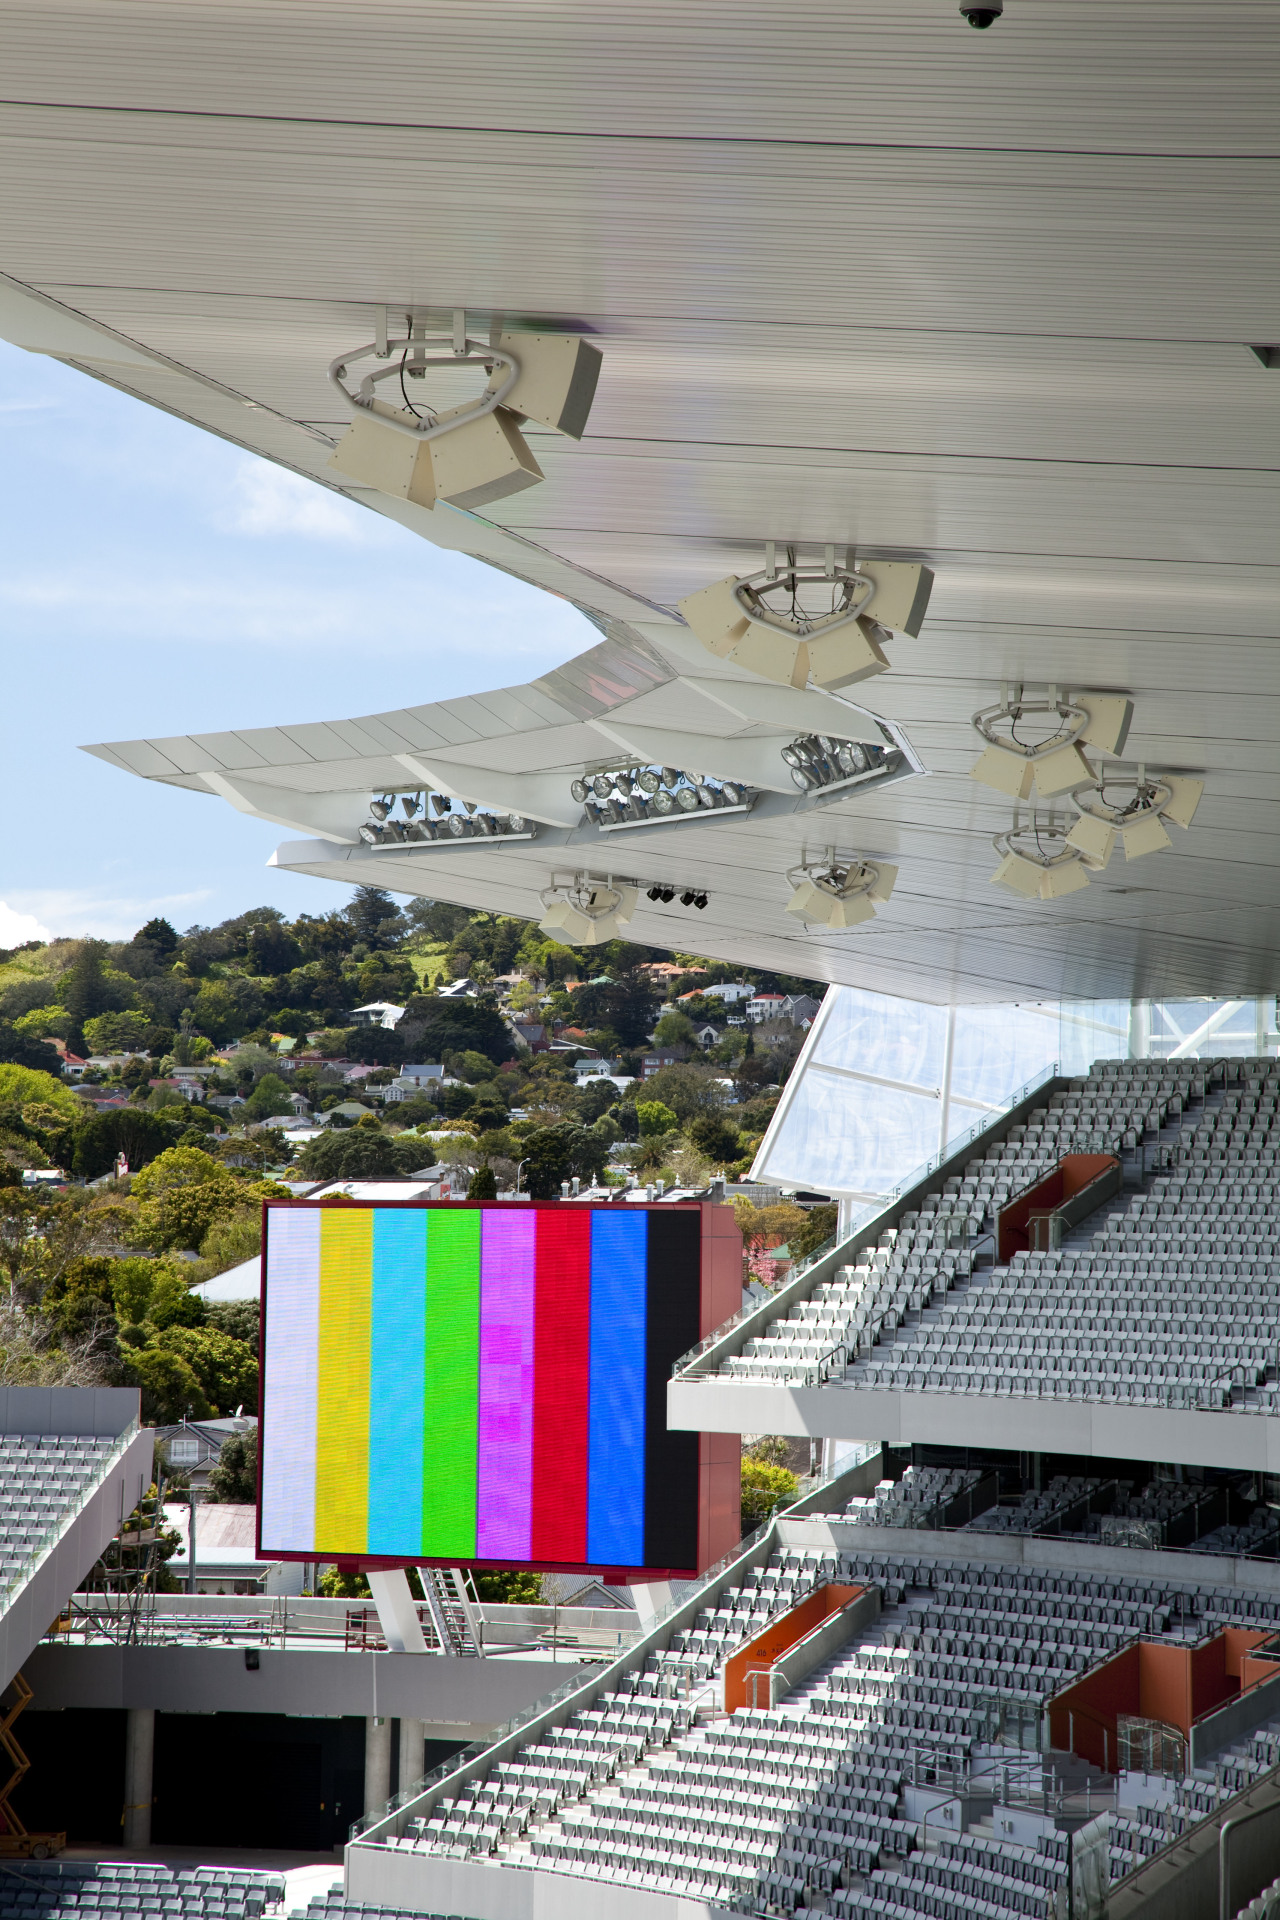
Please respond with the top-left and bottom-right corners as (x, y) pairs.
(722, 783), (746, 806)
(358, 824), (380, 846)
(647, 886), (663, 901)
(1121, 811), (1172, 860)
(328, 319), (599, 512)
(694, 893), (708, 909)
(400, 794), (421, 818)
(431, 793), (451, 816)
(660, 767), (681, 789)
(636, 769), (661, 796)
(971, 743), (1035, 800)
(1163, 776), (1203, 830)
(592, 774), (612, 800)
(486, 331), (603, 440)
(784, 856), (896, 929)
(675, 787), (699, 813)
(570, 778), (589, 803)
(990, 816), (1091, 900)
(369, 796), (392, 821)
(681, 891), (696, 906)
(1064, 811), (1115, 869)
(1038, 859), (1091, 899)
(1031, 740), (1096, 799)
(652, 790), (677, 816)
(1076, 693), (1134, 758)
(509, 814), (528, 833)
(804, 616), (891, 691)
(447, 814), (467, 836)
(696, 784), (719, 808)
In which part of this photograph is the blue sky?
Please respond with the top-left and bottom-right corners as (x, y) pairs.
(0, 340), (594, 946)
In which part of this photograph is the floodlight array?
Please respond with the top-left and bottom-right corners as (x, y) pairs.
(570, 763), (751, 829)
(1066, 767), (1204, 869)
(969, 684), (1134, 800)
(358, 791), (534, 848)
(646, 884), (709, 910)
(785, 854), (898, 930)
(678, 545), (934, 690)
(781, 733), (892, 794)
(328, 310), (602, 512)
(538, 874), (638, 946)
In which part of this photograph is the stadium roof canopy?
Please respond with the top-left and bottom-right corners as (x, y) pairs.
(3, 1), (1277, 1003)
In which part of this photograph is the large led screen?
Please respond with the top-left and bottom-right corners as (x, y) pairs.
(258, 1201), (706, 1577)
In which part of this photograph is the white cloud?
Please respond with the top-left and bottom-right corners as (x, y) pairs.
(3, 888), (210, 943)
(0, 901), (52, 946)
(228, 459), (375, 542)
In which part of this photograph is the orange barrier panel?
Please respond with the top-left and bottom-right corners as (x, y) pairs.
(725, 1584), (862, 1713)
(1049, 1628), (1274, 1769)
(998, 1154), (1118, 1263)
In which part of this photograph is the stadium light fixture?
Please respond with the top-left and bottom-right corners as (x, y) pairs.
(970, 685), (1134, 801)
(785, 853), (897, 930)
(677, 544), (934, 690)
(1067, 766), (1203, 866)
(990, 811), (1092, 900)
(538, 874), (638, 946)
(327, 311), (602, 511)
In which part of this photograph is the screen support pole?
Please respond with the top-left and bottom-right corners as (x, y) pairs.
(367, 1568), (429, 1653)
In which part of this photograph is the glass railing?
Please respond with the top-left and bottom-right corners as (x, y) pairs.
(672, 1062), (1062, 1378)
(0, 1421), (141, 1616)
(349, 1449), (880, 1846)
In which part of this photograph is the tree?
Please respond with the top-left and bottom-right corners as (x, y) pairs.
(199, 1209), (261, 1273)
(82, 1011), (151, 1055)
(471, 1569), (541, 1602)
(522, 1123), (609, 1199)
(0, 1023), (63, 1072)
(635, 1060), (725, 1125)
(206, 1299), (259, 1355)
(127, 1346), (211, 1423)
(741, 1458), (797, 1531)
(71, 1107), (179, 1180)
(467, 1165), (498, 1199)
(133, 917), (179, 956)
(567, 975), (659, 1049)
(190, 978), (264, 1045)
(341, 1024), (406, 1068)
(652, 1011), (696, 1050)
(61, 941), (113, 1035)
(636, 1099), (677, 1138)
(398, 995), (512, 1067)
(132, 1147), (244, 1252)
(791, 1203), (838, 1262)
(246, 921), (301, 975)
(688, 1113), (742, 1164)
(344, 886), (406, 950)
(156, 1325), (258, 1415)
(206, 1427), (258, 1503)
(240, 1072), (294, 1121)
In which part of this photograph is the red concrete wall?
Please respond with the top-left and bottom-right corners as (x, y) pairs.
(697, 1204), (745, 1572)
(725, 1584), (863, 1712)
(998, 1155), (1118, 1261)
(1051, 1631), (1274, 1769)
(1049, 1645), (1140, 1770)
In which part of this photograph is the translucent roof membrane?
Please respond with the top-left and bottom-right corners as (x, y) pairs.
(751, 989), (1276, 1208)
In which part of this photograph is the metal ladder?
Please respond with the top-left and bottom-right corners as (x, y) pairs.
(419, 1567), (483, 1656)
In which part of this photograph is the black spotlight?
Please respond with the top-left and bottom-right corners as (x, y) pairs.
(694, 893), (708, 910)
(680, 890), (696, 907)
(647, 885), (663, 901)
(660, 886), (675, 903)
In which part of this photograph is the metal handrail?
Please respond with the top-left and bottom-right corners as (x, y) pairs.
(672, 1061), (1062, 1378)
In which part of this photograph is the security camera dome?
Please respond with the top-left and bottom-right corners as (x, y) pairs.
(960, 1), (1003, 23)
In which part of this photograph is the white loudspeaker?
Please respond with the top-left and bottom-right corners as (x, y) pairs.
(489, 332), (603, 440)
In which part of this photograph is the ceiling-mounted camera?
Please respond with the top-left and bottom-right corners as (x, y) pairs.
(959, 1), (1003, 23)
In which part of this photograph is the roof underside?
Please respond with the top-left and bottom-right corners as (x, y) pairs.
(3, 0), (1277, 1003)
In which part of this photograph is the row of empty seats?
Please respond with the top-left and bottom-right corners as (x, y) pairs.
(372, 1540), (1280, 1919)
(0, 1865), (282, 1920)
(0, 1434), (118, 1585)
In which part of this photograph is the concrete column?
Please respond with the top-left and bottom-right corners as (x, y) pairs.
(122, 1706), (154, 1848)
(398, 1716), (424, 1798)
(364, 1716), (392, 1819)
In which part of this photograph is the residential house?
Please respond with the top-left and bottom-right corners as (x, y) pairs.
(640, 1047), (684, 1078)
(385, 1064), (444, 1103)
(348, 1001), (405, 1029)
(704, 981), (754, 1005)
(154, 1416), (256, 1494)
(693, 1024), (721, 1048)
(782, 992), (822, 1025)
(747, 991), (788, 1023)
(511, 1021), (548, 1052)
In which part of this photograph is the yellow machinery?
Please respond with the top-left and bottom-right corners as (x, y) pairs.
(0, 1673), (64, 1858)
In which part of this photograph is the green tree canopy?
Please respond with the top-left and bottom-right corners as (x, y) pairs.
(128, 1346), (211, 1423)
(205, 1427), (257, 1503)
(240, 1072), (294, 1121)
(636, 1099), (677, 1138)
(156, 1325), (258, 1416)
(521, 1122), (609, 1199)
(740, 1458), (798, 1531)
(399, 995), (512, 1067)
